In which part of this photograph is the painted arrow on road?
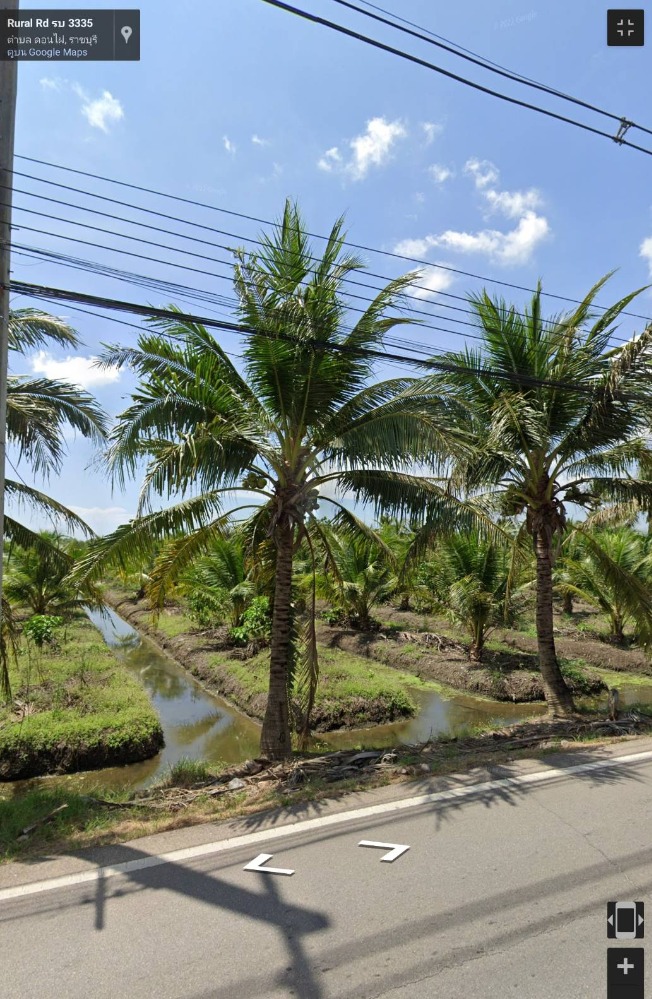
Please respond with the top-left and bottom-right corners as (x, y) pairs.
(358, 840), (410, 863)
(243, 853), (295, 876)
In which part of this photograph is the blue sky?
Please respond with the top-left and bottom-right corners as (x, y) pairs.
(9, 0), (652, 536)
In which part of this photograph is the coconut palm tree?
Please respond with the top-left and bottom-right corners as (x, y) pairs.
(377, 516), (416, 610)
(178, 531), (255, 629)
(71, 201), (486, 759)
(316, 526), (397, 630)
(422, 274), (652, 714)
(0, 308), (109, 698)
(556, 526), (652, 644)
(426, 531), (512, 664)
(3, 530), (101, 616)
(6, 308), (109, 553)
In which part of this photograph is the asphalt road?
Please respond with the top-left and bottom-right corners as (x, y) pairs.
(3, 743), (652, 999)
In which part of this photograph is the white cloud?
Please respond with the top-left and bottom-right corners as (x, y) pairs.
(40, 76), (65, 91)
(41, 79), (124, 132)
(428, 212), (549, 264)
(464, 157), (543, 219)
(640, 237), (652, 275)
(415, 192), (426, 204)
(29, 351), (121, 389)
(483, 188), (543, 218)
(464, 157), (500, 189)
(395, 216), (548, 266)
(251, 134), (269, 146)
(317, 146), (342, 172)
(223, 135), (236, 155)
(421, 122), (443, 145)
(393, 236), (433, 258)
(396, 159), (549, 265)
(349, 117), (407, 179)
(412, 266), (455, 299)
(318, 117), (407, 181)
(71, 84), (123, 132)
(428, 164), (453, 184)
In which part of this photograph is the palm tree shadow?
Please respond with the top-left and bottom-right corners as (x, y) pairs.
(231, 746), (649, 838)
(77, 843), (330, 998)
(404, 749), (647, 831)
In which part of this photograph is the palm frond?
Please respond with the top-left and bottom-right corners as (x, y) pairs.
(5, 481), (95, 537)
(8, 309), (81, 353)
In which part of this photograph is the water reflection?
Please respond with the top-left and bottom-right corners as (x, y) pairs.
(3, 605), (649, 798)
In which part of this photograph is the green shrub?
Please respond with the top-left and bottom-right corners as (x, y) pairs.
(559, 659), (602, 695)
(322, 607), (346, 626)
(186, 588), (228, 628)
(228, 596), (271, 646)
(23, 615), (64, 648)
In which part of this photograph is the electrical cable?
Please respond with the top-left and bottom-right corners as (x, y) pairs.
(329, 0), (652, 137)
(15, 241), (628, 365)
(9, 207), (647, 354)
(7, 186), (495, 330)
(9, 183), (615, 341)
(12, 156), (652, 325)
(258, 0), (652, 155)
(9, 244), (484, 360)
(8, 278), (625, 395)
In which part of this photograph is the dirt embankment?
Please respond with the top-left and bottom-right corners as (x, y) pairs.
(317, 623), (606, 702)
(0, 730), (164, 782)
(105, 593), (414, 732)
(105, 591), (632, 713)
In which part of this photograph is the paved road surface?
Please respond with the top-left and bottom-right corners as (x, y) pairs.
(2, 742), (652, 998)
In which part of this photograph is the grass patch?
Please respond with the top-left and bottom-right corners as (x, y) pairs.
(157, 757), (221, 788)
(207, 643), (440, 728)
(585, 665), (652, 688)
(558, 659), (606, 696)
(155, 611), (197, 639)
(0, 612), (164, 780)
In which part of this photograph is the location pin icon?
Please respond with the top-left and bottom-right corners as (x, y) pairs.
(121, 25), (132, 43)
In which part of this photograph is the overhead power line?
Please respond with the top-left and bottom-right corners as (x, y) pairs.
(12, 156), (652, 326)
(258, 0), (652, 155)
(329, 0), (652, 138)
(9, 192), (650, 354)
(9, 279), (608, 395)
(60, 302), (244, 363)
(15, 238), (644, 365)
(7, 180), (634, 342)
(9, 244), (502, 361)
(7, 193), (487, 334)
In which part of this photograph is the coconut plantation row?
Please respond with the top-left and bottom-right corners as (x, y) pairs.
(4, 202), (652, 801)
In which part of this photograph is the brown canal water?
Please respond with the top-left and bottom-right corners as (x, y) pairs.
(3, 606), (652, 799)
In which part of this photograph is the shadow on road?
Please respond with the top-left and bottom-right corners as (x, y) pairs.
(228, 744), (649, 837)
(3, 748), (651, 998)
(1, 843), (331, 999)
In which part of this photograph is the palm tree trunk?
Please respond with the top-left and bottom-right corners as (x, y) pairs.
(260, 518), (294, 760)
(562, 591), (573, 616)
(611, 614), (625, 645)
(534, 529), (575, 715)
(469, 623), (484, 665)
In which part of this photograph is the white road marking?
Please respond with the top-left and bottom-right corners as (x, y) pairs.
(243, 853), (295, 876)
(2, 747), (652, 903)
(358, 840), (410, 862)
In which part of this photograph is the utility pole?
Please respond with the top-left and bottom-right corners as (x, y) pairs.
(0, 0), (19, 624)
